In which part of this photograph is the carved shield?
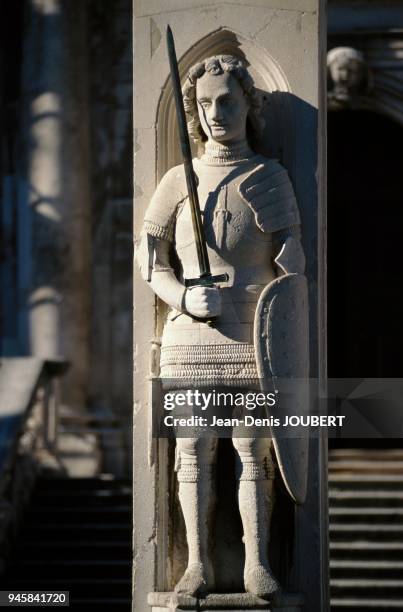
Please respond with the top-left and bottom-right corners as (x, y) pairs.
(254, 273), (309, 504)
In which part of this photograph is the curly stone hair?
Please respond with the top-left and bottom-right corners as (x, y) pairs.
(182, 55), (264, 143)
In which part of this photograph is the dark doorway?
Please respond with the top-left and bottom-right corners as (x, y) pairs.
(328, 110), (403, 378)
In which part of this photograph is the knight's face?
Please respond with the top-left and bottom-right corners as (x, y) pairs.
(196, 71), (249, 144)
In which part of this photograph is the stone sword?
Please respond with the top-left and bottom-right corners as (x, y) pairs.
(166, 25), (229, 289)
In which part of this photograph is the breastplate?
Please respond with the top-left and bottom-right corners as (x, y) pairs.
(161, 160), (278, 378)
(174, 160), (276, 288)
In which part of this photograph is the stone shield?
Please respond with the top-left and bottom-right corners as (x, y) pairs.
(254, 273), (309, 504)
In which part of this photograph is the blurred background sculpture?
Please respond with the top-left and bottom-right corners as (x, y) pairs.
(327, 46), (372, 109)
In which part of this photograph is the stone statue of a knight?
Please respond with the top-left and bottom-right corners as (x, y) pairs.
(137, 54), (309, 600)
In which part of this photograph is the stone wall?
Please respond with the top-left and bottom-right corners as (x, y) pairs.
(133, 1), (327, 609)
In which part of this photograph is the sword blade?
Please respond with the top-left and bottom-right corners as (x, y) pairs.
(166, 25), (211, 279)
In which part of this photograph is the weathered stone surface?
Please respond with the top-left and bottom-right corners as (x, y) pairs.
(138, 51), (307, 599)
(133, 1), (326, 610)
(327, 46), (372, 110)
(148, 590), (304, 610)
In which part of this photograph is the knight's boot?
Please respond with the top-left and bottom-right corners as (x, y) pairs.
(237, 454), (279, 599)
(175, 463), (215, 596)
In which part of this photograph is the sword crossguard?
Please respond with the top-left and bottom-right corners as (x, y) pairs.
(185, 273), (229, 288)
(184, 273), (229, 327)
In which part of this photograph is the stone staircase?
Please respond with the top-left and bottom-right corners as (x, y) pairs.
(2, 475), (132, 611)
(329, 447), (403, 610)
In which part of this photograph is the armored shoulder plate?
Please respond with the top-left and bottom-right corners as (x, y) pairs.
(238, 159), (301, 234)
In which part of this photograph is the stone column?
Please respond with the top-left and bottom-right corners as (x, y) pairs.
(21, 0), (91, 408)
(133, 1), (327, 610)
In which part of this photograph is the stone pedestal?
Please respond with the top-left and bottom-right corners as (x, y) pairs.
(133, 1), (327, 610)
(148, 592), (304, 612)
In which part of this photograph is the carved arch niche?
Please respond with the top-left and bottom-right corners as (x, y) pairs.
(156, 27), (295, 179)
(153, 28), (297, 593)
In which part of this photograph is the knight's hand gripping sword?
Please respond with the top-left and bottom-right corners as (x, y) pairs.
(166, 25), (229, 289)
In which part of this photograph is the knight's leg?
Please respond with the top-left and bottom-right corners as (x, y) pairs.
(232, 436), (279, 598)
(175, 436), (218, 596)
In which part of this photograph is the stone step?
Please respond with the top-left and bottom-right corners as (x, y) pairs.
(330, 449), (403, 460)
(330, 598), (403, 609)
(27, 505), (131, 524)
(2, 475), (132, 611)
(330, 559), (403, 580)
(329, 489), (403, 501)
(330, 540), (403, 561)
(11, 559), (130, 580)
(23, 537), (130, 546)
(34, 475), (131, 491)
(330, 578), (403, 598)
(330, 523), (403, 541)
(331, 541), (403, 550)
(329, 472), (403, 485)
(30, 491), (132, 507)
(329, 460), (403, 473)
(4, 578), (131, 599)
(329, 506), (403, 516)
(329, 487), (403, 509)
(331, 560), (403, 569)
(331, 578), (403, 588)
(329, 506), (403, 523)
(23, 522), (131, 541)
(328, 447), (403, 608)
(14, 542), (132, 561)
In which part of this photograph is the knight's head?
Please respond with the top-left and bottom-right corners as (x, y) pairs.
(182, 55), (264, 145)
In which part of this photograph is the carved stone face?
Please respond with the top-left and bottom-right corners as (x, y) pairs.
(330, 58), (363, 91)
(196, 71), (249, 144)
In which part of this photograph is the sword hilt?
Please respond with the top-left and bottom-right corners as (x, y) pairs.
(185, 273), (229, 288)
(184, 273), (229, 326)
